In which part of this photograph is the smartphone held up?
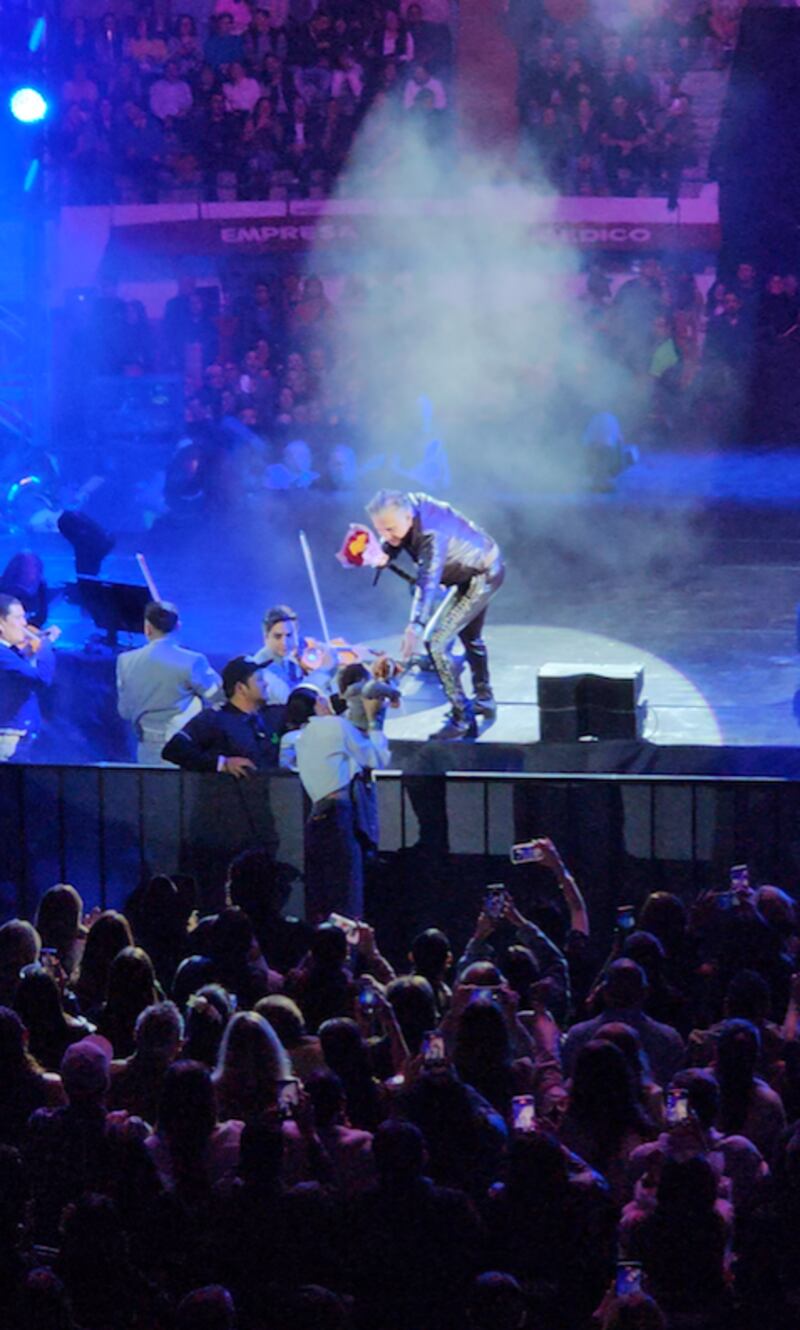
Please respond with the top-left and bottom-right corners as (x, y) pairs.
(510, 840), (546, 866)
(511, 1095), (537, 1134)
(421, 1031), (446, 1068)
(615, 1262), (643, 1297)
(484, 884), (507, 919)
(664, 1086), (690, 1127)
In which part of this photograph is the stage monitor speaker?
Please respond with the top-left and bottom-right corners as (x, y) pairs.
(537, 662), (645, 741)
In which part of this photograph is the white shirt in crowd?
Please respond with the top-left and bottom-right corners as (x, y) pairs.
(331, 65), (364, 101)
(383, 29), (414, 61)
(403, 74), (447, 110)
(223, 76), (265, 112)
(289, 714), (390, 802)
(149, 77), (193, 120)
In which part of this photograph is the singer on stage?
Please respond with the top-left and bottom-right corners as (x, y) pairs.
(366, 490), (505, 740)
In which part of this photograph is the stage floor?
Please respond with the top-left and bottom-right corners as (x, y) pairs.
(6, 446), (800, 775)
(377, 622), (722, 747)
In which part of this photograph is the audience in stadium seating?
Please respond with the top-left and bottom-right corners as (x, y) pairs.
(0, 834), (798, 1326)
(47, 1), (454, 205)
(33, 0), (736, 203)
(514, 7), (717, 200)
(54, 246), (800, 504)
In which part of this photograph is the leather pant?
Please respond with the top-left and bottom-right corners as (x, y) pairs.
(423, 558), (505, 716)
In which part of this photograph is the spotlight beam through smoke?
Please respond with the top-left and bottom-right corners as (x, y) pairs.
(314, 109), (644, 501)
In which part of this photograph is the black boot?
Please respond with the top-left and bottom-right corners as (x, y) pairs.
(473, 686), (496, 718)
(429, 706), (478, 741)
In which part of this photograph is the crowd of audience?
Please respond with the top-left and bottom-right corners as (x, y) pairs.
(1, 836), (800, 1328)
(519, 42), (693, 201)
(4, 0), (743, 204)
(57, 266), (449, 517)
(514, 0), (741, 200)
(55, 249), (800, 524)
(581, 257), (800, 443)
(45, 1), (453, 205)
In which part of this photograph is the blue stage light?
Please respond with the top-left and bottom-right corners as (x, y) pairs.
(23, 158), (41, 192)
(28, 18), (47, 53)
(9, 87), (48, 124)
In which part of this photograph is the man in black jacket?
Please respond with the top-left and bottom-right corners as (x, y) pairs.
(366, 490), (504, 740)
(161, 655), (283, 773)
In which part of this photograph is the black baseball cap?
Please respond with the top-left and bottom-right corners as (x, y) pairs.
(222, 656), (264, 697)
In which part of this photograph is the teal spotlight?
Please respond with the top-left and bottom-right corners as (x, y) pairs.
(23, 158), (41, 192)
(29, 18), (47, 53)
(9, 87), (48, 124)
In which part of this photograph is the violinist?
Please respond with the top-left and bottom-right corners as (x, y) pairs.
(253, 604), (304, 703)
(253, 603), (334, 701)
(116, 600), (223, 766)
(0, 593), (59, 761)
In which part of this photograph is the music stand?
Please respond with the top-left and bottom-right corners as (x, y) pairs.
(66, 577), (151, 647)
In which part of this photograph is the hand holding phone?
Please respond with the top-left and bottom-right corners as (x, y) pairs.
(510, 837), (564, 875)
(616, 904), (636, 934)
(277, 1078), (301, 1118)
(511, 1094), (537, 1133)
(664, 1086), (690, 1127)
(40, 948), (65, 989)
(510, 841), (546, 865)
(483, 885), (507, 920)
(615, 1262), (643, 1297)
(358, 986), (379, 1010)
(421, 1031), (446, 1067)
(729, 864), (750, 891)
(328, 913), (360, 946)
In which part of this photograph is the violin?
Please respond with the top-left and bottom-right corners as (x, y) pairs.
(299, 636), (363, 674)
(22, 625), (61, 655)
(298, 637), (403, 678)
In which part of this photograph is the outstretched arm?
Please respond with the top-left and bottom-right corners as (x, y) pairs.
(527, 837), (590, 936)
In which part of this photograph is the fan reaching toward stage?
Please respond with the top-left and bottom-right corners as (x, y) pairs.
(365, 489), (505, 741)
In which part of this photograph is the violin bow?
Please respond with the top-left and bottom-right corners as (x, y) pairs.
(298, 530), (333, 653)
(135, 552), (162, 603)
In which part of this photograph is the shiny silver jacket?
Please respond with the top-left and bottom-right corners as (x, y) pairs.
(385, 493), (501, 627)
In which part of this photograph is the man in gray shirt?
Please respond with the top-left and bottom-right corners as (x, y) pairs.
(116, 601), (222, 765)
(287, 684), (390, 921)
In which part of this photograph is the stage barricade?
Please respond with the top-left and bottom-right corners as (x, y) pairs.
(2, 765), (800, 948)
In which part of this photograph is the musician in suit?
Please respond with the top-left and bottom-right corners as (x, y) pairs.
(252, 603), (305, 703)
(116, 601), (223, 766)
(252, 602), (334, 701)
(0, 593), (56, 761)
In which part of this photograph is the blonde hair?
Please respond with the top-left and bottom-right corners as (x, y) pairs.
(213, 1010), (290, 1103)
